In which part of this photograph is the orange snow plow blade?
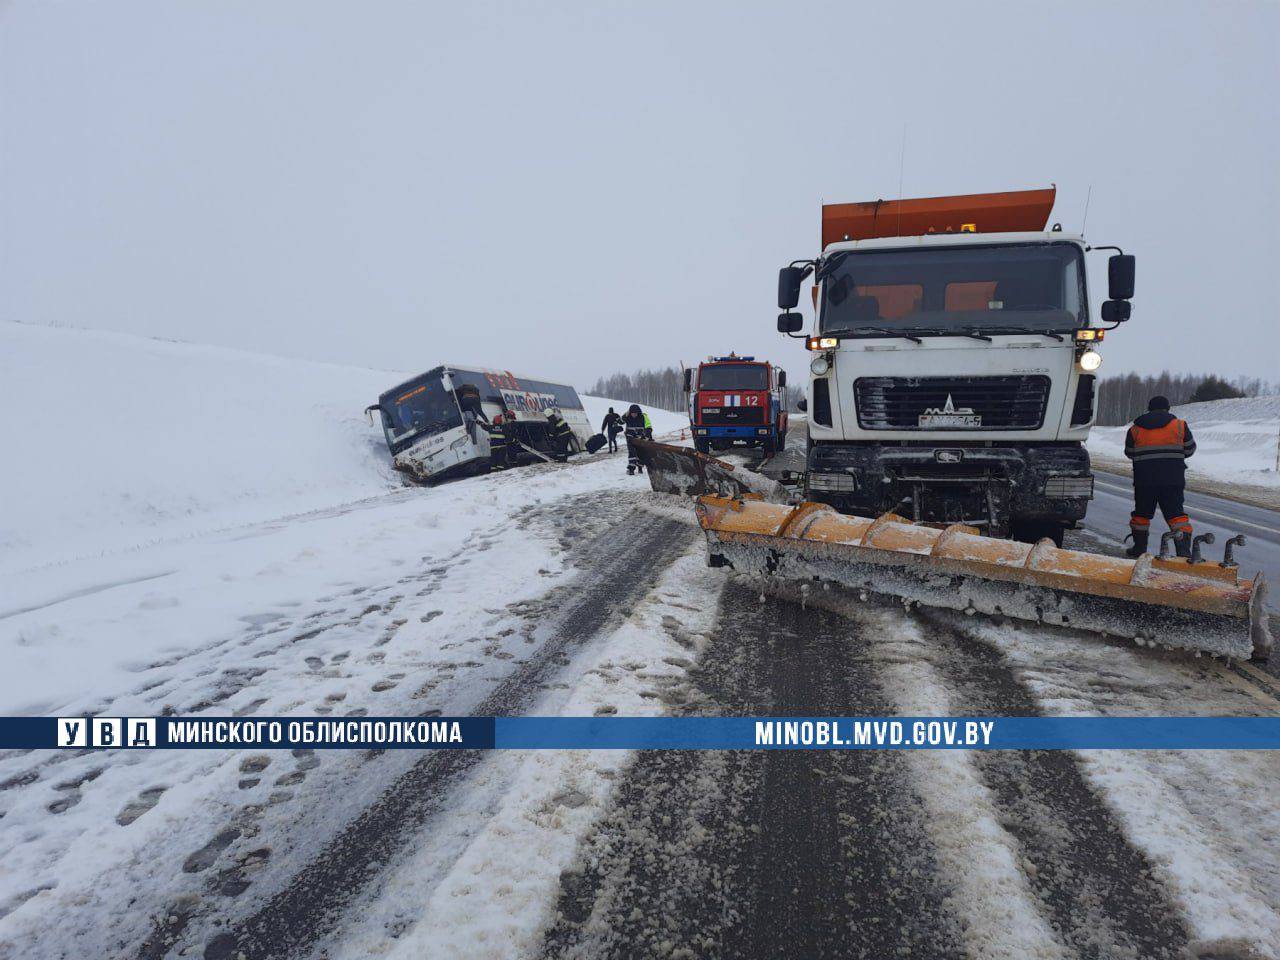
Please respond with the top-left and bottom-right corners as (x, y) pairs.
(696, 496), (1271, 661)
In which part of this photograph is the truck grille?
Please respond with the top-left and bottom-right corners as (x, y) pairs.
(700, 406), (765, 426)
(854, 376), (1051, 431)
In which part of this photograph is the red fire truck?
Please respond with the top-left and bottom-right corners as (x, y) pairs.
(682, 354), (789, 455)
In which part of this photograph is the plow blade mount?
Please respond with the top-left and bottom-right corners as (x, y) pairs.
(634, 438), (791, 503)
(696, 496), (1271, 661)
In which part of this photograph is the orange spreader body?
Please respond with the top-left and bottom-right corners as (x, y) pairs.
(821, 187), (1056, 248)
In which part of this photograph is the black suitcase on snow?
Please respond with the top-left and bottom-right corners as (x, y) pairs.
(585, 433), (607, 454)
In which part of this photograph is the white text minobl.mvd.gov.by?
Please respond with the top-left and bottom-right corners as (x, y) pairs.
(754, 720), (997, 748)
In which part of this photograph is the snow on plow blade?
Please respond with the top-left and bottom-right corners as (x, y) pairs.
(634, 438), (791, 502)
(695, 496), (1271, 661)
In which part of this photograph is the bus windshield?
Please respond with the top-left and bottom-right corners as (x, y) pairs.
(819, 242), (1085, 336)
(379, 373), (462, 449)
(699, 364), (768, 390)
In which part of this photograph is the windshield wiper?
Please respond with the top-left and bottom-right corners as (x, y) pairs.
(839, 326), (923, 344)
(910, 325), (1066, 342)
(815, 251), (853, 280)
(899, 326), (992, 342)
(990, 326), (1066, 341)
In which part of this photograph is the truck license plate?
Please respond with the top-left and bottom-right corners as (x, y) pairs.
(918, 413), (982, 427)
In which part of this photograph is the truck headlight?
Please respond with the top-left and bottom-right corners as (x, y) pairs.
(810, 354), (830, 376)
(1078, 349), (1102, 372)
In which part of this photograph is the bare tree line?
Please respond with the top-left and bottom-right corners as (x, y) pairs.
(589, 366), (1278, 425)
(1095, 373), (1278, 425)
(587, 367), (807, 414)
(587, 368), (687, 412)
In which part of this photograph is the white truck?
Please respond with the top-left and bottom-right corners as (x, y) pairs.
(776, 187), (1134, 545)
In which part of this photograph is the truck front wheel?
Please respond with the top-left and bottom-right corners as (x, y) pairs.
(694, 438), (710, 454)
(1011, 520), (1065, 548)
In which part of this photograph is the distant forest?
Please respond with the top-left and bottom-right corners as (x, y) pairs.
(587, 367), (1278, 426)
(1093, 373), (1277, 424)
(587, 367), (805, 415)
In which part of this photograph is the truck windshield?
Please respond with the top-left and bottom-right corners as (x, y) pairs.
(699, 365), (768, 390)
(819, 243), (1085, 336)
(379, 373), (462, 449)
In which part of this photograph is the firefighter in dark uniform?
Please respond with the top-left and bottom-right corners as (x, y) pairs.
(545, 408), (574, 462)
(601, 407), (623, 453)
(1124, 396), (1197, 557)
(486, 413), (510, 471)
(622, 404), (651, 475)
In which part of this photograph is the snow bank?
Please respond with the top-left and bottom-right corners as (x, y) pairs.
(580, 397), (687, 440)
(1089, 394), (1280, 489)
(0, 320), (685, 578)
(0, 322), (401, 577)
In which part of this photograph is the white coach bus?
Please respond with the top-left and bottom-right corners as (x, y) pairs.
(367, 365), (594, 483)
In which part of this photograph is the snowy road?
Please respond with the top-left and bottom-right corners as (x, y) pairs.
(535, 572), (1280, 959)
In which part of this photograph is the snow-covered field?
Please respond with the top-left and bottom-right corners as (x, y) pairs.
(1090, 394), (1280, 489)
(0, 323), (691, 952)
(0, 321), (685, 582)
(0, 321), (685, 713)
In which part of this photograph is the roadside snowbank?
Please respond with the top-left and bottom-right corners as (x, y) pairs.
(1089, 394), (1280, 489)
(0, 321), (683, 578)
(0, 322), (400, 577)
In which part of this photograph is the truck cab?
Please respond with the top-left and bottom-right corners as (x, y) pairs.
(683, 354), (788, 456)
(776, 188), (1134, 544)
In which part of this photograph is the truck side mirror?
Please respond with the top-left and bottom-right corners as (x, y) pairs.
(1108, 254), (1135, 300)
(777, 370), (787, 389)
(777, 312), (803, 333)
(682, 368), (692, 393)
(797, 397), (808, 413)
(778, 266), (805, 309)
(1100, 299), (1131, 324)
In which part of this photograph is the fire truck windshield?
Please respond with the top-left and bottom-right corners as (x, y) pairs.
(819, 242), (1085, 337)
(379, 372), (463, 450)
(698, 364), (768, 390)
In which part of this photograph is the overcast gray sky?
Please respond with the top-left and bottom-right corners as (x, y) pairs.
(2, 1), (1277, 388)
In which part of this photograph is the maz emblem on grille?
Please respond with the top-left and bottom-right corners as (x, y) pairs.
(918, 394), (982, 428)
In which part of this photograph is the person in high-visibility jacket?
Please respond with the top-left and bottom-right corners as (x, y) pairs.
(1123, 395), (1197, 557)
(622, 404), (652, 475)
(486, 413), (510, 471)
(545, 408), (575, 462)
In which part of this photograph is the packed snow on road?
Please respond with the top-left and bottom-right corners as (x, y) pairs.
(2, 321), (1279, 960)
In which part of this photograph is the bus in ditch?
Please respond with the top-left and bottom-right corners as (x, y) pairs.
(367, 365), (594, 483)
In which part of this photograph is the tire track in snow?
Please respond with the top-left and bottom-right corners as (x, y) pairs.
(911, 610), (1194, 960)
(540, 583), (966, 959)
(139, 510), (695, 960)
(760, 578), (1201, 958)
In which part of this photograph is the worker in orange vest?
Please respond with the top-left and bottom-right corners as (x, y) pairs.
(1123, 396), (1197, 557)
